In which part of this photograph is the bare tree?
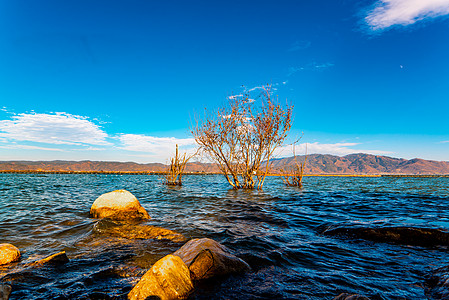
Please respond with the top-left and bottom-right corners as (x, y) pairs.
(281, 143), (307, 187)
(191, 85), (293, 189)
(165, 144), (194, 186)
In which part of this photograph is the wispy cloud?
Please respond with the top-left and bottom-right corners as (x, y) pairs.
(287, 40), (311, 52)
(0, 144), (64, 151)
(275, 142), (392, 157)
(118, 134), (196, 162)
(247, 86), (266, 92)
(227, 94), (243, 100)
(0, 112), (110, 146)
(288, 62), (334, 76)
(365, 0), (449, 31)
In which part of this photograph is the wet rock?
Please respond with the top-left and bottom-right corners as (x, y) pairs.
(173, 238), (250, 281)
(333, 293), (370, 300)
(87, 291), (111, 299)
(0, 270), (48, 284)
(26, 251), (69, 267)
(323, 226), (449, 247)
(128, 254), (193, 300)
(0, 244), (20, 265)
(90, 190), (150, 221)
(333, 293), (371, 300)
(0, 284), (12, 300)
(425, 265), (449, 299)
(97, 223), (186, 242)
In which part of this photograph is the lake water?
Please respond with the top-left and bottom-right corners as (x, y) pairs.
(1, 174), (449, 299)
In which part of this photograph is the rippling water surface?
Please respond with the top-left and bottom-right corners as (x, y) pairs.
(1, 174), (449, 299)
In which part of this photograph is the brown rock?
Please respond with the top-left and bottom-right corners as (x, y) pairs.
(101, 224), (185, 242)
(0, 284), (12, 300)
(90, 190), (150, 220)
(173, 238), (250, 281)
(0, 244), (20, 265)
(128, 254), (193, 300)
(27, 251), (69, 267)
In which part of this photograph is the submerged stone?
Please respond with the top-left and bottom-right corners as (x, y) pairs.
(26, 251), (69, 267)
(323, 226), (449, 247)
(0, 244), (20, 266)
(90, 190), (150, 221)
(0, 284), (12, 300)
(128, 254), (193, 300)
(425, 265), (449, 299)
(93, 220), (185, 242)
(333, 293), (370, 300)
(173, 238), (250, 281)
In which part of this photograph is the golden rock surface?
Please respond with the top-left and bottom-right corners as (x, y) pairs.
(90, 190), (150, 220)
(103, 224), (186, 242)
(0, 244), (20, 266)
(128, 254), (193, 300)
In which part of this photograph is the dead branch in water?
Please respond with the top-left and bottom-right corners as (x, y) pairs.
(165, 144), (195, 186)
(281, 143), (307, 187)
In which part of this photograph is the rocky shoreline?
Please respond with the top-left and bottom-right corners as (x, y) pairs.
(2, 189), (448, 299)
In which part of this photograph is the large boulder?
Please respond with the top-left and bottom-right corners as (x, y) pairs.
(90, 190), (149, 221)
(0, 244), (20, 265)
(173, 238), (250, 281)
(128, 254), (193, 300)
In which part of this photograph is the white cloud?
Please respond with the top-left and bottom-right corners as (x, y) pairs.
(0, 144), (63, 151)
(365, 0), (449, 30)
(275, 142), (392, 157)
(248, 86), (265, 92)
(119, 134), (196, 162)
(0, 112), (110, 146)
(314, 63), (334, 69)
(227, 94), (243, 100)
(288, 62), (334, 76)
(287, 40), (311, 52)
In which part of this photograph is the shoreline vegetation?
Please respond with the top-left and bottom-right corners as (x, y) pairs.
(0, 170), (448, 177)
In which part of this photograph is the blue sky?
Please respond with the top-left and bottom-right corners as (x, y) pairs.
(0, 0), (448, 163)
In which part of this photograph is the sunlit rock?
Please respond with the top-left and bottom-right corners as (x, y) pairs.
(333, 293), (370, 300)
(0, 244), (20, 265)
(94, 220), (185, 242)
(26, 251), (69, 267)
(90, 190), (150, 220)
(128, 254), (193, 300)
(0, 284), (12, 300)
(173, 238), (250, 281)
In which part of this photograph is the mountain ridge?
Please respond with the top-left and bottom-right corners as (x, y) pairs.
(0, 153), (448, 174)
(269, 153), (449, 174)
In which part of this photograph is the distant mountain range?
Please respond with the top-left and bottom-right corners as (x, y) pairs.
(269, 153), (449, 175)
(1, 153), (448, 175)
